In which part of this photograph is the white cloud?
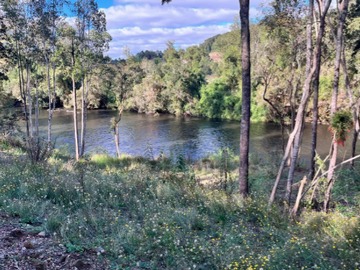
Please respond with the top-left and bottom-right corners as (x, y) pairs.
(106, 24), (232, 58)
(102, 5), (238, 29)
(98, 0), (267, 58)
(114, 0), (266, 10)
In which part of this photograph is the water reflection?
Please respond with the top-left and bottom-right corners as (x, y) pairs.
(33, 110), (355, 162)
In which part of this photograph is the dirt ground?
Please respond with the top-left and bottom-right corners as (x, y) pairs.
(0, 212), (109, 270)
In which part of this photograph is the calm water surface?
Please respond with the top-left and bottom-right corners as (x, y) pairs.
(35, 110), (352, 162)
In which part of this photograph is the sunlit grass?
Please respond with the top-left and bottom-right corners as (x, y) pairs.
(0, 150), (359, 269)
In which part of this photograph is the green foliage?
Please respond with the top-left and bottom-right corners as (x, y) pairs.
(0, 88), (18, 136)
(319, 75), (333, 100)
(65, 243), (85, 253)
(251, 94), (267, 123)
(330, 110), (353, 144)
(0, 150), (358, 269)
(198, 79), (241, 120)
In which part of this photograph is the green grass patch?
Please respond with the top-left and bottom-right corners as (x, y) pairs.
(0, 151), (359, 269)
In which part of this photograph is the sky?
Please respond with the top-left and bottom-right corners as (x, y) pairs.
(95, 0), (267, 59)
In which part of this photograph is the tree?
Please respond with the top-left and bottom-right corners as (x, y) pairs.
(237, 0), (251, 196)
(324, 0), (350, 212)
(105, 56), (143, 157)
(57, 24), (81, 160)
(31, 0), (63, 146)
(269, 0), (332, 207)
(346, 0), (360, 167)
(161, 0), (251, 196)
(73, 0), (111, 158)
(1, 0), (56, 162)
(0, 16), (17, 138)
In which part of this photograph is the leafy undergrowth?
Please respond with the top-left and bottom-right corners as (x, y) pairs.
(0, 150), (359, 269)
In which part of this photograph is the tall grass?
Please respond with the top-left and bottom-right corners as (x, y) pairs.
(0, 150), (359, 269)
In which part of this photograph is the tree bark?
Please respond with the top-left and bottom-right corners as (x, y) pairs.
(324, 0), (349, 212)
(52, 64), (57, 138)
(71, 40), (80, 161)
(239, 0), (251, 196)
(309, 0), (318, 180)
(26, 62), (33, 138)
(269, 0), (332, 206)
(310, 73), (320, 180)
(80, 77), (86, 157)
(341, 49), (359, 168)
(16, 41), (29, 138)
(291, 176), (307, 217)
(35, 81), (39, 139)
(113, 106), (123, 158)
(46, 57), (53, 144)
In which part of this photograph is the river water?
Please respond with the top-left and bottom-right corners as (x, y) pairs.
(35, 110), (353, 162)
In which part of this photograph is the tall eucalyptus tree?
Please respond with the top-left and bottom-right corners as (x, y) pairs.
(72, 0), (110, 158)
(31, 0), (63, 145)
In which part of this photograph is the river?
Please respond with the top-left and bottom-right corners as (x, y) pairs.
(34, 110), (353, 163)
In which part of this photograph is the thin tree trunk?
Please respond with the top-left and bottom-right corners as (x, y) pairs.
(115, 126), (120, 158)
(239, 0), (251, 196)
(113, 106), (123, 158)
(324, 0), (349, 212)
(291, 176), (307, 217)
(80, 75), (90, 157)
(26, 62), (33, 138)
(71, 42), (80, 160)
(52, 64), (57, 118)
(350, 99), (360, 167)
(342, 49), (359, 168)
(310, 65), (320, 180)
(16, 42), (29, 138)
(80, 77), (86, 157)
(269, 0), (331, 206)
(33, 80), (40, 162)
(284, 116), (305, 205)
(308, 0), (318, 180)
(46, 56), (54, 145)
(35, 81), (39, 139)
(305, 0), (314, 78)
(72, 73), (79, 161)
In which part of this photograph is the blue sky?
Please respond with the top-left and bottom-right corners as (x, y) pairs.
(95, 0), (267, 59)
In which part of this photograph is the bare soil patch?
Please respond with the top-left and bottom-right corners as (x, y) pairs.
(0, 212), (109, 270)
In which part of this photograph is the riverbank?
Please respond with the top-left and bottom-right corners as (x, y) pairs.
(0, 144), (359, 269)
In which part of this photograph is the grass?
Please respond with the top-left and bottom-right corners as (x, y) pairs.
(0, 145), (359, 269)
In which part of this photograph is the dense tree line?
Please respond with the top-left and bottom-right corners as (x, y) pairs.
(3, 7), (358, 123)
